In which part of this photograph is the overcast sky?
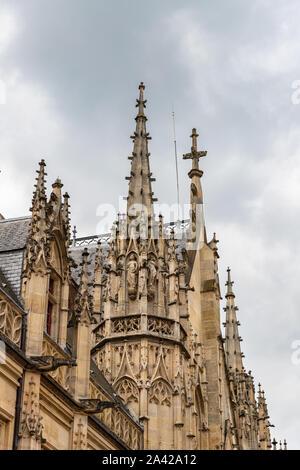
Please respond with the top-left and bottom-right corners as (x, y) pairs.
(0, 0), (299, 449)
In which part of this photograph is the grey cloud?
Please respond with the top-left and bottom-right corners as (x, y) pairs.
(0, 0), (299, 448)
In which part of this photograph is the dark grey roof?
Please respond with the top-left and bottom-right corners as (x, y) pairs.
(0, 267), (24, 309)
(0, 250), (24, 300)
(0, 217), (31, 252)
(0, 217), (30, 301)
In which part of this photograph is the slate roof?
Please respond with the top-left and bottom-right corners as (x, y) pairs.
(0, 267), (24, 310)
(0, 217), (30, 301)
(0, 217), (31, 251)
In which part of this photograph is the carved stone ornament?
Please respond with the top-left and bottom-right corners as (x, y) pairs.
(79, 399), (116, 414)
(127, 254), (138, 299)
(28, 355), (77, 372)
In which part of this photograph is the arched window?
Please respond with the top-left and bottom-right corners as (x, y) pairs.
(115, 377), (139, 419)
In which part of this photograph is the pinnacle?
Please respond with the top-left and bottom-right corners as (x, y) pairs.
(38, 158), (46, 169)
(31, 159), (47, 209)
(52, 177), (63, 189)
(224, 267), (244, 374)
(225, 267), (235, 298)
(136, 81), (147, 118)
(209, 232), (219, 252)
(126, 82), (155, 231)
(81, 247), (90, 263)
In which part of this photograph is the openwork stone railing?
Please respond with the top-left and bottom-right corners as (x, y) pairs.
(94, 314), (179, 343)
(112, 315), (141, 335)
(89, 381), (142, 450)
(147, 315), (174, 336)
(42, 334), (72, 390)
(0, 294), (23, 347)
(94, 321), (106, 343)
(72, 220), (190, 247)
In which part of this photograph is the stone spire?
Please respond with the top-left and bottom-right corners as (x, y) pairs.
(30, 160), (47, 235)
(31, 159), (47, 208)
(257, 383), (272, 450)
(25, 160), (49, 275)
(71, 249), (94, 401)
(62, 192), (71, 250)
(126, 82), (156, 233)
(225, 266), (235, 298)
(224, 267), (244, 373)
(183, 128), (207, 244)
(93, 240), (104, 324)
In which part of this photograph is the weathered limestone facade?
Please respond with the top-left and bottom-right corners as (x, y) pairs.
(0, 163), (143, 450)
(0, 83), (285, 450)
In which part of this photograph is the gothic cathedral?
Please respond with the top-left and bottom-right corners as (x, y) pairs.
(0, 83), (284, 450)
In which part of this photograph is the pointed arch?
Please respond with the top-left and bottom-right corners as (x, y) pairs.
(149, 378), (172, 407)
(115, 377), (139, 405)
(114, 343), (137, 384)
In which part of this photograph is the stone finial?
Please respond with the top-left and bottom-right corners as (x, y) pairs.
(62, 192), (71, 249)
(209, 232), (219, 252)
(258, 382), (262, 399)
(94, 239), (102, 272)
(52, 177), (63, 189)
(158, 214), (164, 239)
(62, 192), (70, 222)
(225, 267), (235, 298)
(72, 226), (77, 247)
(136, 81), (147, 117)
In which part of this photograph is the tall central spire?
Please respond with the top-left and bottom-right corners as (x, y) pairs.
(126, 83), (156, 231)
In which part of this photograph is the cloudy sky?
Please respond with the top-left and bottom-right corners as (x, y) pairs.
(0, 0), (299, 449)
